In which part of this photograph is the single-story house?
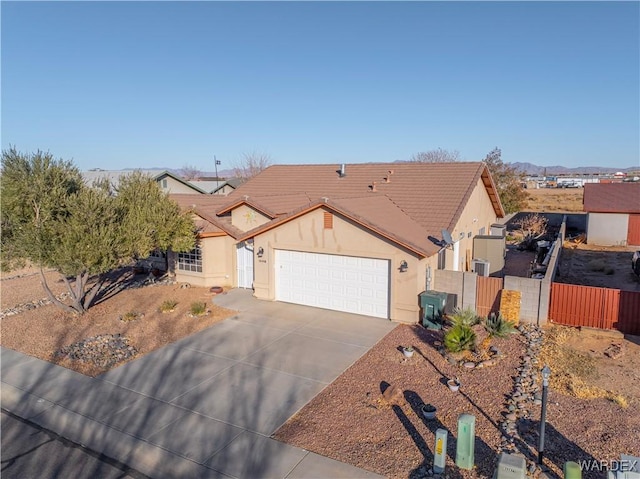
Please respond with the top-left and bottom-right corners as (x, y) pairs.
(82, 169), (208, 194)
(583, 183), (640, 246)
(187, 177), (246, 195)
(169, 162), (505, 323)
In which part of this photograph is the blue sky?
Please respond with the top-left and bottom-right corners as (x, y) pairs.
(2, 1), (639, 172)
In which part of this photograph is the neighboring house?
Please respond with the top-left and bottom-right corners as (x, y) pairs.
(187, 180), (227, 194)
(214, 177), (246, 195)
(186, 177), (245, 195)
(583, 183), (640, 246)
(82, 169), (208, 194)
(169, 162), (504, 323)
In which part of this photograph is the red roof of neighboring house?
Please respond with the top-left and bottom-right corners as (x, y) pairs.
(583, 183), (640, 213)
(171, 162), (504, 256)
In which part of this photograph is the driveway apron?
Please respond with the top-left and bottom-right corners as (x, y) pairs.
(2, 289), (394, 478)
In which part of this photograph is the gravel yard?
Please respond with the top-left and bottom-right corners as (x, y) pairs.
(0, 268), (236, 377)
(274, 324), (640, 479)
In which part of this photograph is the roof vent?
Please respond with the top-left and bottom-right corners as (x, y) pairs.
(321, 197), (329, 203)
(243, 195), (249, 201)
(339, 164), (346, 178)
(370, 181), (377, 192)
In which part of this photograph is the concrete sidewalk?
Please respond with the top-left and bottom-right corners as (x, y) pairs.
(2, 290), (395, 478)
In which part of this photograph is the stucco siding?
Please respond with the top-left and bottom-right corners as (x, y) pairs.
(450, 178), (500, 271)
(173, 236), (235, 287)
(252, 207), (426, 323)
(231, 205), (272, 232)
(587, 213), (629, 246)
(160, 176), (202, 194)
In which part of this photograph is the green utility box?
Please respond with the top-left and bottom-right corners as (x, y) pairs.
(419, 290), (448, 329)
(456, 413), (476, 470)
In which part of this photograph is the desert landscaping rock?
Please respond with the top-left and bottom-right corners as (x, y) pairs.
(604, 343), (624, 359)
(55, 334), (138, 369)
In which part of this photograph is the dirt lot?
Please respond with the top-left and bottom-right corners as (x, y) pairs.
(525, 188), (584, 213)
(555, 243), (640, 292)
(0, 267), (236, 377)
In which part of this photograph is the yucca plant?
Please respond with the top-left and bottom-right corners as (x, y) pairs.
(484, 312), (517, 338)
(444, 324), (477, 353)
(448, 307), (481, 328)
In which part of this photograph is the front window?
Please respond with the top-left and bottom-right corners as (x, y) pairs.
(177, 247), (202, 272)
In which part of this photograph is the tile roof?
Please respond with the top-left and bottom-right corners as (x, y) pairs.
(583, 183), (640, 213)
(170, 194), (244, 238)
(237, 196), (439, 257)
(187, 180), (226, 193)
(172, 162), (504, 256)
(228, 162), (502, 231)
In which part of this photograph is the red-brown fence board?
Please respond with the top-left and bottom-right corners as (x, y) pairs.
(476, 276), (503, 318)
(550, 282), (640, 335)
(618, 290), (640, 334)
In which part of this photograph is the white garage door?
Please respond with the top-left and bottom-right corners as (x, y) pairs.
(275, 250), (389, 318)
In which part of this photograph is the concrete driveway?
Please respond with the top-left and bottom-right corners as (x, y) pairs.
(1, 289), (396, 478)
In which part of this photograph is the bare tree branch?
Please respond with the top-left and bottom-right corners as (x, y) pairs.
(180, 164), (202, 181)
(410, 148), (461, 163)
(233, 152), (272, 180)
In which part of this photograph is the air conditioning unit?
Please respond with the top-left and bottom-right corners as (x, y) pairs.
(471, 259), (490, 277)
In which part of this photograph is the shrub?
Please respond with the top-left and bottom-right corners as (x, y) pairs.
(444, 325), (476, 353)
(159, 299), (178, 313)
(190, 302), (207, 316)
(121, 311), (142, 322)
(448, 307), (481, 327)
(484, 312), (517, 338)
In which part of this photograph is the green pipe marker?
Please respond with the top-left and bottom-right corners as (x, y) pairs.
(564, 461), (582, 479)
(455, 413), (475, 470)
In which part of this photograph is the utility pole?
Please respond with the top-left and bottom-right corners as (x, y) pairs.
(214, 156), (221, 181)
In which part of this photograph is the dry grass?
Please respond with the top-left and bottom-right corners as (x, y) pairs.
(540, 326), (628, 407)
(525, 188), (584, 212)
(1, 280), (236, 377)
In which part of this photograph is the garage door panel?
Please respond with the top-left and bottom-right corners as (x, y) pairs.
(276, 250), (389, 318)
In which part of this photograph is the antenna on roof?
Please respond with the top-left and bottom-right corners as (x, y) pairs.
(441, 229), (454, 247)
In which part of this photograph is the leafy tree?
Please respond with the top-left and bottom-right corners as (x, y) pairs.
(482, 147), (528, 214)
(233, 152), (272, 179)
(1, 149), (196, 314)
(410, 148), (461, 163)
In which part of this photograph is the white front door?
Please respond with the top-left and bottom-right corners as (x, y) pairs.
(237, 242), (254, 289)
(275, 250), (389, 318)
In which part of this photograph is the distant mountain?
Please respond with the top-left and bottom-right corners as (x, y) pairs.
(509, 162), (639, 176)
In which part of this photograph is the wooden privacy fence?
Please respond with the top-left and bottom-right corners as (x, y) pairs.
(476, 276), (503, 317)
(549, 282), (640, 335)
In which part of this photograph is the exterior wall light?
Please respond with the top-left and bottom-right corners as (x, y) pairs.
(257, 247), (264, 258)
(399, 260), (408, 273)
